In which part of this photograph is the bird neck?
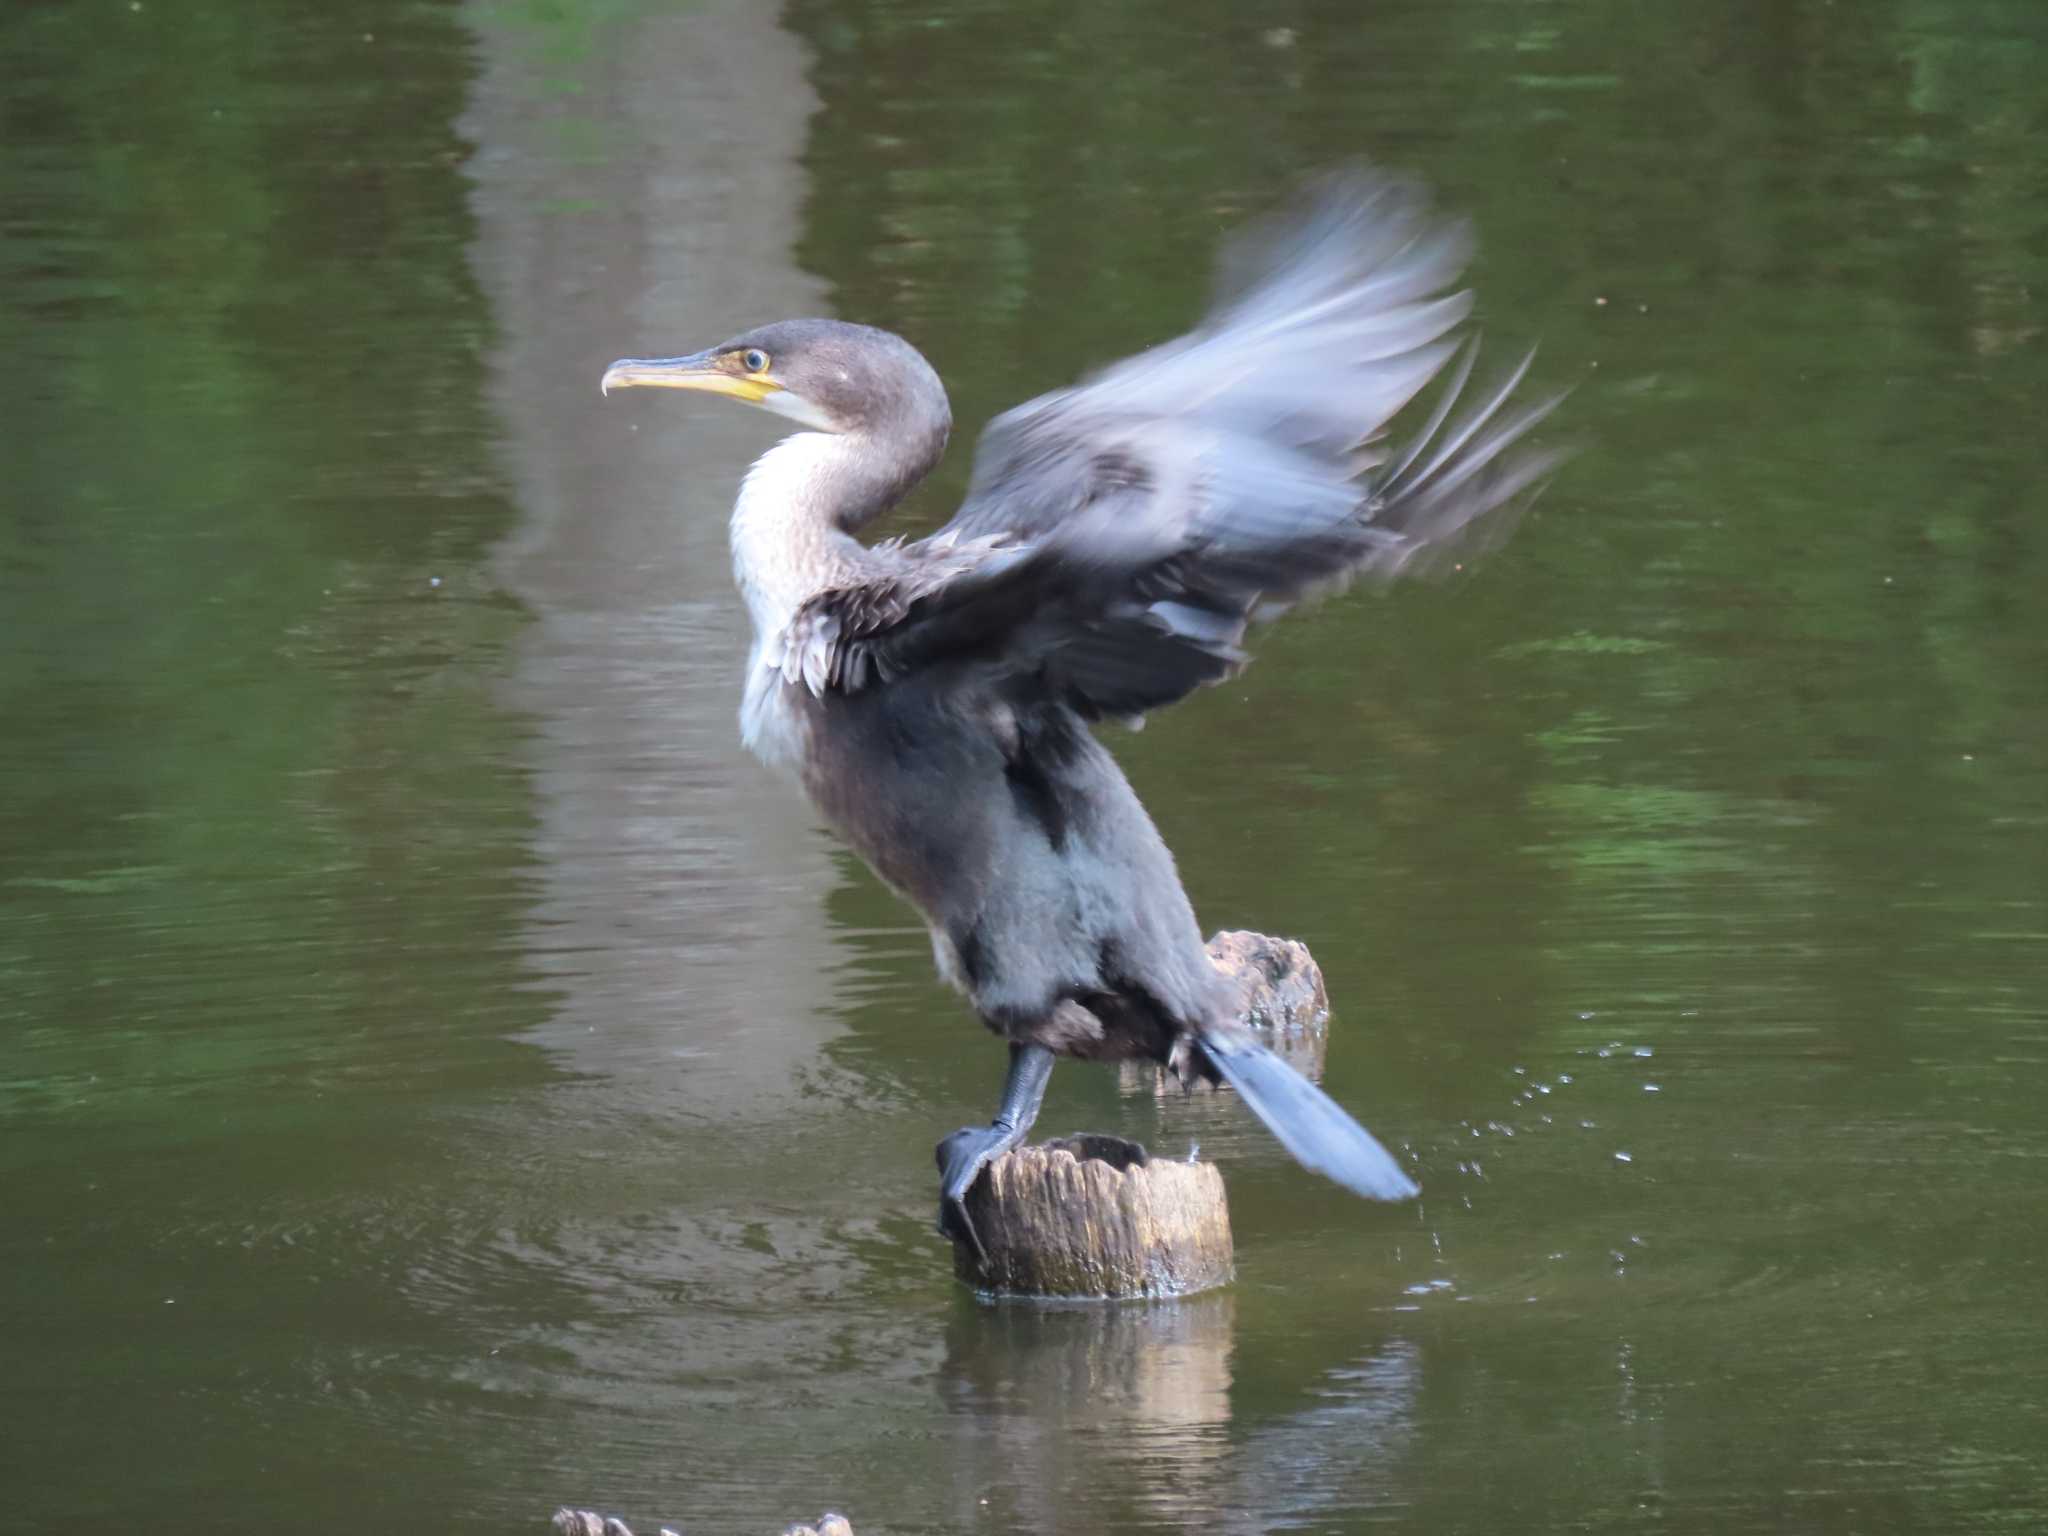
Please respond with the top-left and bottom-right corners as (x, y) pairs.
(829, 413), (949, 535)
(728, 427), (936, 638)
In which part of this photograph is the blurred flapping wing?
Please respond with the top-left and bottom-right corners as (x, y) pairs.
(775, 171), (1566, 720)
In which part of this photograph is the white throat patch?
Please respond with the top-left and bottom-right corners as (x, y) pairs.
(760, 388), (839, 433)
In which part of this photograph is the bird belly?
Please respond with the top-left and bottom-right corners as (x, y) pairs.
(795, 689), (1002, 918)
(798, 686), (1228, 1052)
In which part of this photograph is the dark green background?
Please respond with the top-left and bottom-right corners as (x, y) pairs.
(4, 0), (2044, 1530)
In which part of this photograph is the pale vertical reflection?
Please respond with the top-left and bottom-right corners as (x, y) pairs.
(936, 1298), (1422, 1533)
(938, 1295), (1240, 1531)
(461, 0), (844, 1112)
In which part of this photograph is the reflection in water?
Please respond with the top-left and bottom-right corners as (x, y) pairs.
(7, 0), (2048, 1532)
(941, 1294), (1237, 1531)
(462, 0), (845, 1115)
(1223, 1341), (1421, 1533)
(939, 1293), (1428, 1535)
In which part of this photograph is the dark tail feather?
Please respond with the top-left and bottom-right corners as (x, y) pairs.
(1199, 1028), (1420, 1202)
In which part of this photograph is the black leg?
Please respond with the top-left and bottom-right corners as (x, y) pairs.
(935, 1043), (1054, 1265)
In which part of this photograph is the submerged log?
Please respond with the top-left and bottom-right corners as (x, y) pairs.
(948, 1133), (1233, 1298)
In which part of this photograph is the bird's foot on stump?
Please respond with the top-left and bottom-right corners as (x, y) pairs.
(937, 1042), (1056, 1267)
(935, 1121), (1030, 1267)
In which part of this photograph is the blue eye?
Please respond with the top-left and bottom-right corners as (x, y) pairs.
(741, 348), (769, 372)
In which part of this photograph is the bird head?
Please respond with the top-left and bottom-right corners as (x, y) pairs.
(601, 318), (950, 446)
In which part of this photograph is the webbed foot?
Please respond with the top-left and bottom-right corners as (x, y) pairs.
(933, 1042), (1055, 1269)
(934, 1120), (1030, 1265)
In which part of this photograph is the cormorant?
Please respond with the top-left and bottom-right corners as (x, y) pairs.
(602, 172), (1562, 1257)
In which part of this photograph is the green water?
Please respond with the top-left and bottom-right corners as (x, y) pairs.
(5, 0), (2046, 1530)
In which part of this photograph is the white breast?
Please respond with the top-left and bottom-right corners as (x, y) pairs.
(727, 433), (852, 773)
(739, 641), (809, 771)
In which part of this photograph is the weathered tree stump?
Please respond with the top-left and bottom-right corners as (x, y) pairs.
(948, 1133), (1233, 1298)
(1208, 928), (1330, 1034)
(950, 931), (1331, 1298)
(1120, 929), (1332, 1097)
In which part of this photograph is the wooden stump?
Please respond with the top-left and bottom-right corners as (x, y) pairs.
(1120, 930), (1331, 1096)
(948, 1134), (1233, 1299)
(945, 931), (1328, 1298)
(1208, 929), (1330, 1032)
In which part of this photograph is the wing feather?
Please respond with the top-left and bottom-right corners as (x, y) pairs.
(781, 169), (1566, 720)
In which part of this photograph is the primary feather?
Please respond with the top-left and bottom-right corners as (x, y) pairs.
(780, 171), (1564, 724)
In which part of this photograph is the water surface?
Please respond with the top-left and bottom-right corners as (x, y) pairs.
(4, 0), (2046, 1530)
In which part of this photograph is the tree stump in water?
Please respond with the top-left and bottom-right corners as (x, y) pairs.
(946, 930), (1330, 1298)
(1119, 930), (1331, 1095)
(1209, 928), (1330, 1036)
(947, 1133), (1233, 1298)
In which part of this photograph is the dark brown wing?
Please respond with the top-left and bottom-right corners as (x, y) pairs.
(777, 171), (1565, 720)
